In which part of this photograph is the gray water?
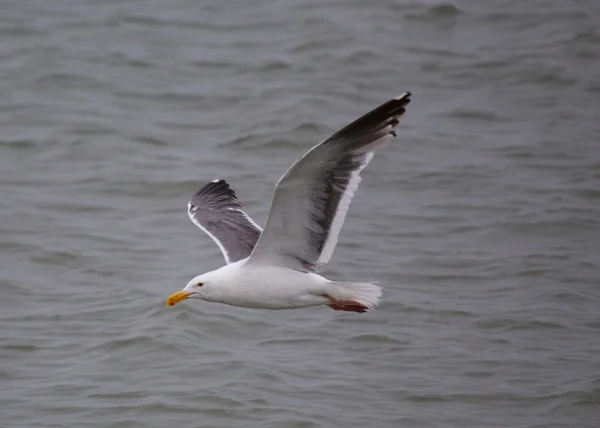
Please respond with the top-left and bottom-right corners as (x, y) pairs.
(1, 0), (599, 427)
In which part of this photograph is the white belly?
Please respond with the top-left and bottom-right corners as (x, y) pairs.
(203, 263), (330, 309)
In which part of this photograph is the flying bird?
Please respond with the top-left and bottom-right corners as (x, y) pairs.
(166, 92), (411, 313)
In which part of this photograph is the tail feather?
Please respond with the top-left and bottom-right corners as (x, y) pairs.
(326, 281), (382, 312)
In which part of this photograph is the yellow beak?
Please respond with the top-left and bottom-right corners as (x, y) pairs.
(166, 290), (194, 307)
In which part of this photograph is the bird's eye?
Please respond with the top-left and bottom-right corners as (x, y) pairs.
(197, 282), (203, 287)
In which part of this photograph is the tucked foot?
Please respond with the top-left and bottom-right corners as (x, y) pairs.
(325, 294), (369, 313)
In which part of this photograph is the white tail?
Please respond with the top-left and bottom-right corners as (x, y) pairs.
(326, 281), (382, 312)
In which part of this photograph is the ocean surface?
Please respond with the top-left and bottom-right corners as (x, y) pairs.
(1, 0), (599, 427)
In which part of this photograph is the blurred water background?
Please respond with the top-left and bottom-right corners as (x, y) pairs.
(1, 0), (599, 427)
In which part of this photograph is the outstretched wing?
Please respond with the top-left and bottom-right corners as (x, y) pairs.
(187, 179), (262, 264)
(248, 92), (411, 271)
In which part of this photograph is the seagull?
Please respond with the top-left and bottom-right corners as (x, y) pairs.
(166, 92), (411, 313)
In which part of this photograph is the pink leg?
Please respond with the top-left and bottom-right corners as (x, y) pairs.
(324, 294), (369, 313)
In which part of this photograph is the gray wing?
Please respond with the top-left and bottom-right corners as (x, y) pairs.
(187, 179), (262, 264)
(248, 92), (411, 271)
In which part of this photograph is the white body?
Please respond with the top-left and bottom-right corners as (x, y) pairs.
(183, 259), (382, 311)
(189, 260), (330, 309)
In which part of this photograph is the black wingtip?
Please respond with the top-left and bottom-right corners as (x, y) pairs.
(192, 179), (241, 205)
(395, 91), (411, 101)
(390, 91), (411, 115)
(325, 91), (412, 143)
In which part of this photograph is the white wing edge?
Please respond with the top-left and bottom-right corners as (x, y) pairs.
(187, 201), (232, 264)
(233, 208), (263, 232)
(317, 151), (374, 265)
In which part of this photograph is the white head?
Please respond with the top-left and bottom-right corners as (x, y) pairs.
(166, 272), (214, 307)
